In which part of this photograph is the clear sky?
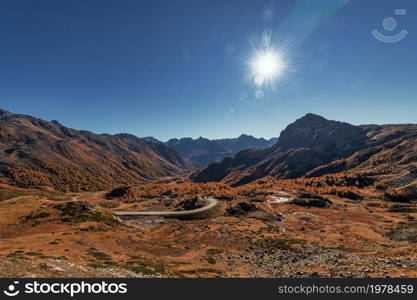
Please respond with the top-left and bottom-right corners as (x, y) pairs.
(0, 0), (416, 141)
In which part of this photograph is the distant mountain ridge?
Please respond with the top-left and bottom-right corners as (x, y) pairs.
(142, 136), (163, 144)
(3, 109), (415, 193)
(0, 109), (193, 192)
(165, 134), (277, 167)
(190, 113), (417, 186)
(215, 134), (278, 153)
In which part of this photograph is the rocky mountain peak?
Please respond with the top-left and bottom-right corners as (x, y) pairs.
(0, 109), (13, 118)
(276, 113), (365, 151)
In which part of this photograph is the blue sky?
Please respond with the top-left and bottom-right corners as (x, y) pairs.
(0, 0), (416, 141)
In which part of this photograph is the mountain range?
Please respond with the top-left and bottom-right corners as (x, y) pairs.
(164, 135), (277, 167)
(1, 109), (416, 279)
(0, 109), (276, 191)
(191, 113), (417, 187)
(0, 109), (193, 192)
(1, 109), (416, 193)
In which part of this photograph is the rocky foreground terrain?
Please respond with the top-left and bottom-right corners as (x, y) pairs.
(0, 173), (416, 278)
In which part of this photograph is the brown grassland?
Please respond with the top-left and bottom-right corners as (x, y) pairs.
(0, 172), (416, 278)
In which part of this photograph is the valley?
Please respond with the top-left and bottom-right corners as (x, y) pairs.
(0, 109), (416, 278)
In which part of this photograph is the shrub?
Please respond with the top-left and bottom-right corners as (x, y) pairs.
(385, 189), (410, 203)
(255, 237), (306, 250)
(206, 256), (216, 264)
(226, 202), (258, 216)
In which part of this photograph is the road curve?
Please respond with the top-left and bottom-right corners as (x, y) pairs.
(71, 191), (107, 201)
(112, 198), (218, 217)
(70, 192), (218, 218)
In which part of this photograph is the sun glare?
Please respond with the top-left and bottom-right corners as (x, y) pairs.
(250, 49), (285, 87)
(253, 51), (283, 77)
(244, 29), (294, 99)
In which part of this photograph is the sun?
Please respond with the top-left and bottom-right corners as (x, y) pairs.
(244, 31), (293, 99)
(251, 50), (285, 86)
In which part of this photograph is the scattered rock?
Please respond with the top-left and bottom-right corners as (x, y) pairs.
(54, 201), (120, 225)
(175, 197), (205, 211)
(226, 202), (258, 216)
(291, 197), (332, 208)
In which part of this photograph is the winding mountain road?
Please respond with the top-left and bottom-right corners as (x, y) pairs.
(71, 191), (107, 202)
(71, 192), (219, 218)
(112, 197), (218, 217)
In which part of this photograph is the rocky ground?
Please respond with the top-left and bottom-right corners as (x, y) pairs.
(0, 182), (416, 278)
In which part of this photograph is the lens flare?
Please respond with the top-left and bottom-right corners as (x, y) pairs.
(251, 50), (285, 86)
(242, 28), (296, 99)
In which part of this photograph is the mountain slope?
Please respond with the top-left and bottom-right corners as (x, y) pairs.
(190, 113), (417, 186)
(0, 109), (193, 192)
(141, 136), (163, 144)
(166, 135), (276, 167)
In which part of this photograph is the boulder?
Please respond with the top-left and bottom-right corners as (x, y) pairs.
(226, 202), (258, 216)
(290, 197), (332, 208)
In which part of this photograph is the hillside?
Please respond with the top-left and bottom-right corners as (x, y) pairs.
(191, 114), (417, 187)
(0, 109), (193, 192)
